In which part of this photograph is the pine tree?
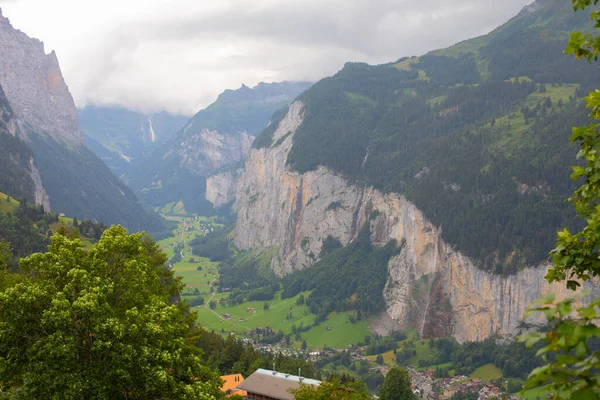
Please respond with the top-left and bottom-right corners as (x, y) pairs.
(380, 367), (413, 400)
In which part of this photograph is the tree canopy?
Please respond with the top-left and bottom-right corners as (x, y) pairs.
(379, 367), (413, 400)
(291, 378), (370, 400)
(0, 226), (223, 399)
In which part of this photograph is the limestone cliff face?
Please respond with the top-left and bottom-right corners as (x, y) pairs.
(28, 158), (50, 212)
(205, 169), (242, 207)
(0, 81), (47, 208)
(0, 8), (83, 146)
(234, 101), (600, 343)
(168, 127), (253, 177)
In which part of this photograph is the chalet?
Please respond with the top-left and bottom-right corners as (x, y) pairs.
(220, 374), (247, 398)
(247, 308), (256, 313)
(223, 313), (232, 319)
(236, 369), (321, 400)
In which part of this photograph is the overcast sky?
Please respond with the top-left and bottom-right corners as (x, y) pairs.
(1, 0), (532, 115)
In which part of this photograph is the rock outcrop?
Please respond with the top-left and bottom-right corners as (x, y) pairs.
(28, 158), (50, 212)
(0, 8), (83, 146)
(170, 128), (253, 177)
(234, 101), (600, 343)
(206, 169), (242, 207)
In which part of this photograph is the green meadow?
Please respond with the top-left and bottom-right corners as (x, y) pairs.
(0, 192), (19, 213)
(159, 215), (373, 348)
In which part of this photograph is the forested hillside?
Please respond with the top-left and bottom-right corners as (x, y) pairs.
(0, 192), (107, 269)
(252, 0), (599, 274)
(26, 132), (170, 237)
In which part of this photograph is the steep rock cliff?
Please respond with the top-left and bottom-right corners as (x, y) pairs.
(234, 102), (600, 343)
(205, 169), (242, 208)
(28, 158), (50, 211)
(170, 129), (253, 177)
(0, 8), (83, 146)
(0, 81), (42, 205)
(0, 9), (166, 233)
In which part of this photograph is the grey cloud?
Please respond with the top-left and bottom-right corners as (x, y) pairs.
(141, 0), (529, 56)
(64, 0), (532, 114)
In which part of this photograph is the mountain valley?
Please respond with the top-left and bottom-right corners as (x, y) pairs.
(1, 0), (600, 398)
(79, 106), (188, 179)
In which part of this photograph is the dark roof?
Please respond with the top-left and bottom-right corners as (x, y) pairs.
(236, 369), (321, 400)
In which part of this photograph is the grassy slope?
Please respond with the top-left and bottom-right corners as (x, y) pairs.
(0, 192), (19, 213)
(470, 364), (503, 381)
(481, 84), (578, 155)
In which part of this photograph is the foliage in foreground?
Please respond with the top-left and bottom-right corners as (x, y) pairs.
(291, 377), (371, 400)
(519, 293), (600, 399)
(0, 226), (223, 399)
(518, 2), (600, 399)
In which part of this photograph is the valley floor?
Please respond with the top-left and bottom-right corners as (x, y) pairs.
(157, 215), (373, 350)
(158, 215), (545, 399)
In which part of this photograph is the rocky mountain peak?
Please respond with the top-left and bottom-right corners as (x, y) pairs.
(0, 10), (84, 146)
(0, 8), (10, 27)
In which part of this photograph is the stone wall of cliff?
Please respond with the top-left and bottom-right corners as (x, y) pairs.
(234, 101), (600, 343)
(167, 128), (253, 177)
(28, 158), (50, 212)
(206, 169), (242, 207)
(0, 8), (83, 146)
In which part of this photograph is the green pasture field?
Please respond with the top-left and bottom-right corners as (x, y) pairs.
(470, 363), (503, 381)
(0, 192), (19, 213)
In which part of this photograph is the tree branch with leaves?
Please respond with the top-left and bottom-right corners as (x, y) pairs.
(519, 2), (600, 399)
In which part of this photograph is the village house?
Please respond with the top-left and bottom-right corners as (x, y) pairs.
(220, 374), (247, 398)
(236, 369), (321, 400)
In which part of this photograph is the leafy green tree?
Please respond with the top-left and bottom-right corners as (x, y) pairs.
(0, 226), (223, 399)
(518, 2), (600, 399)
(263, 302), (270, 311)
(376, 354), (384, 365)
(0, 239), (10, 271)
(291, 378), (370, 400)
(0, 240), (18, 291)
(301, 340), (308, 351)
(380, 367), (413, 400)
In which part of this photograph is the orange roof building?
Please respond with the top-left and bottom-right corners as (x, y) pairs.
(220, 374), (247, 398)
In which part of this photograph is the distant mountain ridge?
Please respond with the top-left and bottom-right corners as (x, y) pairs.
(0, 8), (167, 235)
(126, 81), (312, 214)
(79, 106), (188, 178)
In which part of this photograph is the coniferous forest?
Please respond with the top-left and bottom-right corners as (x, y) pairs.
(252, 15), (599, 274)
